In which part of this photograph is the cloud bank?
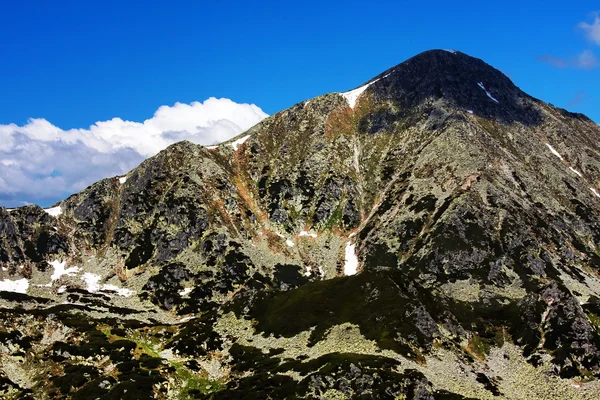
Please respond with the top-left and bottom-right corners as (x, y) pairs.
(578, 12), (600, 45)
(0, 98), (268, 207)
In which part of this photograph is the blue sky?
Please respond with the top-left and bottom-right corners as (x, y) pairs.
(2, 1), (599, 126)
(0, 1), (599, 207)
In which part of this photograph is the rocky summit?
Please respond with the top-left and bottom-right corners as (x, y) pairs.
(1, 50), (600, 399)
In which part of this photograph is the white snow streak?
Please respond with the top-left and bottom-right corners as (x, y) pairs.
(119, 176), (127, 184)
(545, 143), (564, 160)
(299, 230), (318, 238)
(341, 76), (385, 109)
(340, 72), (393, 109)
(179, 287), (192, 296)
(591, 188), (600, 198)
(341, 84), (371, 109)
(82, 273), (134, 297)
(443, 49), (457, 54)
(0, 278), (29, 293)
(50, 260), (80, 281)
(44, 206), (62, 217)
(343, 242), (359, 276)
(569, 167), (583, 178)
(477, 82), (499, 103)
(102, 284), (135, 297)
(230, 135), (251, 151)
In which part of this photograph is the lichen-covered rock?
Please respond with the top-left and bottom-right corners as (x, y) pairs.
(2, 50), (600, 399)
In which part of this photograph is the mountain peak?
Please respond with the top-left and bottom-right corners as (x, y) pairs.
(2, 49), (600, 398)
(344, 49), (541, 126)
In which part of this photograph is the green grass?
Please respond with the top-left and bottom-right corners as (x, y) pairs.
(100, 326), (225, 398)
(171, 361), (225, 399)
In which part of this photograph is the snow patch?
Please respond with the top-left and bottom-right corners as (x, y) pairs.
(230, 135), (251, 151)
(82, 273), (134, 297)
(443, 49), (457, 54)
(343, 242), (359, 276)
(569, 167), (583, 178)
(545, 143), (564, 160)
(179, 287), (192, 296)
(102, 284), (135, 297)
(57, 286), (67, 294)
(82, 273), (102, 292)
(591, 188), (600, 198)
(44, 206), (62, 217)
(119, 176), (127, 184)
(304, 266), (312, 277)
(0, 278), (29, 294)
(341, 77), (383, 109)
(206, 145), (218, 150)
(477, 82), (499, 103)
(299, 230), (317, 238)
(50, 260), (80, 281)
(467, 110), (474, 114)
(286, 239), (294, 247)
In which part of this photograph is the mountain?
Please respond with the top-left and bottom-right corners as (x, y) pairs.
(1, 50), (600, 399)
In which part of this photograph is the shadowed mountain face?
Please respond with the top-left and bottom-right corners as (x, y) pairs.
(2, 50), (600, 399)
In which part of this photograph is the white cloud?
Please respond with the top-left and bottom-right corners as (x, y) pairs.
(574, 49), (599, 69)
(578, 13), (600, 45)
(0, 97), (267, 207)
(538, 50), (599, 70)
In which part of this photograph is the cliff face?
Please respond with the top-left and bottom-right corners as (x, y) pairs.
(2, 50), (600, 399)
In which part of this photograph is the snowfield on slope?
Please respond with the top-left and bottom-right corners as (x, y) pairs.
(44, 206), (62, 217)
(230, 135), (251, 150)
(344, 242), (359, 275)
(341, 73), (391, 109)
(50, 260), (80, 281)
(0, 278), (29, 294)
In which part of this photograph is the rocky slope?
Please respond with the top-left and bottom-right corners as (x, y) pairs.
(1, 50), (600, 399)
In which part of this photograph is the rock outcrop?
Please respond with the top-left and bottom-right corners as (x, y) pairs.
(1, 50), (600, 399)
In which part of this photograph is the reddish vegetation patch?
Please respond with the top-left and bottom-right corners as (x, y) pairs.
(461, 174), (479, 190)
(325, 108), (354, 142)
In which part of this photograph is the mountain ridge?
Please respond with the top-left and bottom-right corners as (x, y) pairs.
(1, 50), (600, 399)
